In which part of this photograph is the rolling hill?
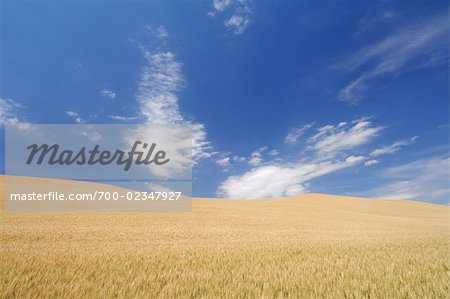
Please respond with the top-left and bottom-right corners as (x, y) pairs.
(1, 176), (449, 297)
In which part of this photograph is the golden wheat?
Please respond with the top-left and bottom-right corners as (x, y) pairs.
(1, 177), (449, 298)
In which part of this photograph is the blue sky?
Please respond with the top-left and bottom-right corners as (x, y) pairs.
(1, 0), (449, 203)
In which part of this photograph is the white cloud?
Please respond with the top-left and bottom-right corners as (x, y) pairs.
(338, 14), (449, 103)
(285, 123), (314, 144)
(345, 155), (365, 163)
(0, 99), (37, 133)
(137, 51), (184, 124)
(218, 118), (382, 199)
(233, 155), (247, 163)
(125, 124), (193, 178)
(212, 0), (232, 13)
(308, 118), (382, 159)
(136, 27), (212, 161)
(218, 147), (277, 169)
(99, 89), (116, 100)
(225, 14), (251, 35)
(370, 136), (418, 157)
(218, 158), (364, 199)
(66, 111), (86, 124)
(308, 124), (334, 143)
(366, 156), (450, 203)
(209, 0), (253, 35)
(0, 98), (23, 125)
(365, 159), (379, 166)
(216, 118), (431, 200)
(216, 156), (231, 168)
(248, 151), (262, 166)
(248, 146), (267, 166)
(268, 149), (279, 156)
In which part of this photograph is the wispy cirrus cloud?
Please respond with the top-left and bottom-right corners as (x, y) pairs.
(355, 4), (396, 36)
(370, 136), (418, 157)
(285, 123), (314, 145)
(308, 118), (383, 159)
(135, 26), (212, 160)
(365, 156), (450, 203)
(216, 156), (231, 168)
(208, 0), (254, 35)
(136, 50), (185, 124)
(337, 13), (449, 104)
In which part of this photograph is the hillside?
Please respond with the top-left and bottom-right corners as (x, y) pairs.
(1, 176), (449, 297)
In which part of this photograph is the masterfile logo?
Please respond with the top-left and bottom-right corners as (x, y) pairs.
(4, 124), (193, 212)
(25, 141), (171, 171)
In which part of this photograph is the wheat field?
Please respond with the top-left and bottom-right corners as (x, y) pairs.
(1, 176), (449, 298)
